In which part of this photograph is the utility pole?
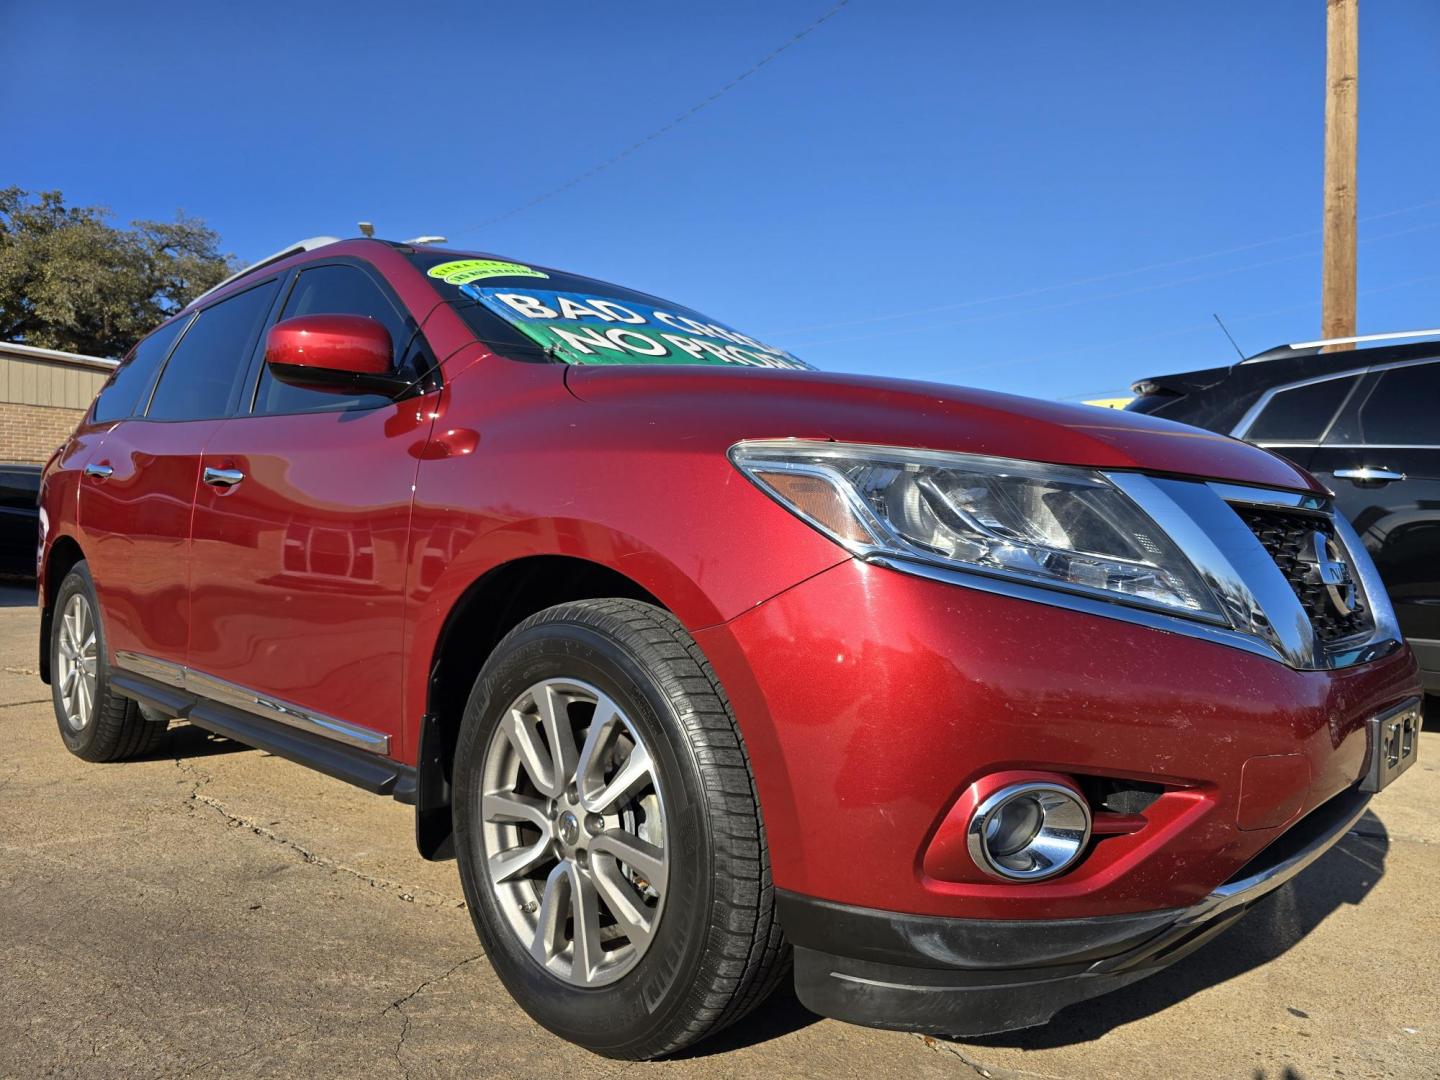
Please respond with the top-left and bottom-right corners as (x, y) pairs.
(1322, 0), (1358, 348)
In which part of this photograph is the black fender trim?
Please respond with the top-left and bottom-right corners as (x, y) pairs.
(414, 711), (455, 861)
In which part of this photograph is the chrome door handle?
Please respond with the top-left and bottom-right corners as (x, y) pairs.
(202, 467), (245, 488)
(83, 463), (113, 480)
(1333, 467), (1405, 484)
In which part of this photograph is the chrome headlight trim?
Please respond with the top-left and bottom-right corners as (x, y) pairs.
(886, 475), (1401, 671)
(730, 440), (1228, 626)
(730, 440), (1403, 672)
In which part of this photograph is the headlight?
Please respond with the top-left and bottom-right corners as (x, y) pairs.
(729, 440), (1225, 622)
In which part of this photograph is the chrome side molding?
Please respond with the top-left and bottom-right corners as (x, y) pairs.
(1182, 790), (1371, 925)
(1087, 786), (1373, 978)
(112, 651), (390, 755)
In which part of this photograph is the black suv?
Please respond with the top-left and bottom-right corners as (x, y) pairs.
(1129, 331), (1439, 694)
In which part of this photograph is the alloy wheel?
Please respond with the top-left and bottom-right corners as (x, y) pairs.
(481, 678), (668, 987)
(56, 592), (98, 732)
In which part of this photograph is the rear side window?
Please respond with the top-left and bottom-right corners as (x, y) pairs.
(0, 466), (40, 510)
(92, 316), (190, 423)
(147, 280), (280, 421)
(1337, 363), (1440, 446)
(253, 264), (407, 415)
(1245, 376), (1359, 442)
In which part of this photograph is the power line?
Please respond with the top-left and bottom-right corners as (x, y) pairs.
(453, 1), (852, 237)
(770, 198), (1440, 339)
(787, 217), (1440, 349)
(921, 270), (1440, 384)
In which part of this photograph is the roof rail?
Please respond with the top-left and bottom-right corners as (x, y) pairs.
(1242, 328), (1440, 363)
(188, 236), (343, 308)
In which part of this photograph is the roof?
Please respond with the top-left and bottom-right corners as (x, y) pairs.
(1132, 329), (1440, 397)
(186, 235), (343, 309)
(1127, 328), (1440, 433)
(0, 340), (118, 371)
(1239, 328), (1440, 364)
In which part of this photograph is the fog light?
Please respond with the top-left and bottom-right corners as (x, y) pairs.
(966, 781), (1092, 881)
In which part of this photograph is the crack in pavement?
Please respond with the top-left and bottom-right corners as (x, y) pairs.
(914, 1033), (1068, 1080)
(174, 758), (467, 909)
(172, 1021), (314, 1078)
(586, 1062), (640, 1080)
(0, 698), (52, 709)
(381, 953), (486, 1079)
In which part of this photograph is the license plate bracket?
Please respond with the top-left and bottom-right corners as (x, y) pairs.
(1360, 697), (1422, 794)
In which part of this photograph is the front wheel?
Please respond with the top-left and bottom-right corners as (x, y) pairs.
(452, 599), (788, 1059)
(50, 561), (167, 762)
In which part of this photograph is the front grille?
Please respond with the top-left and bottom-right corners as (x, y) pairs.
(1232, 506), (1372, 644)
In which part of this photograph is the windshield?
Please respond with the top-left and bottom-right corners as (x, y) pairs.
(405, 249), (811, 370)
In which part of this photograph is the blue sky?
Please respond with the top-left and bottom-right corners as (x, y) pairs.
(4, 1), (1438, 399)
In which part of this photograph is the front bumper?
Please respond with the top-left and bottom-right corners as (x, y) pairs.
(781, 785), (1371, 1036)
(695, 557), (1420, 919)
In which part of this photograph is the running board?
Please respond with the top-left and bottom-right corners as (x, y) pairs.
(110, 669), (416, 800)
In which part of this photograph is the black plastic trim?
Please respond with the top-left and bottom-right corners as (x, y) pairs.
(781, 782), (1376, 1037)
(414, 710), (455, 861)
(777, 892), (1185, 973)
(110, 670), (415, 798)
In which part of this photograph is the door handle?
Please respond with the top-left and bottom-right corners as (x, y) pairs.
(202, 467), (245, 488)
(83, 462), (113, 480)
(1333, 467), (1405, 485)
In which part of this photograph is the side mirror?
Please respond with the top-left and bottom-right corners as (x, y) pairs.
(264, 314), (409, 396)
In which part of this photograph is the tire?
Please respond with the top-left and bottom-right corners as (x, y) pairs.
(452, 598), (788, 1059)
(50, 561), (167, 762)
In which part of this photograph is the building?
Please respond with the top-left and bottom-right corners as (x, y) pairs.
(0, 342), (115, 463)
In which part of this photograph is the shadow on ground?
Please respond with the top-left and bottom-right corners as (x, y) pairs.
(959, 811), (1388, 1051)
(672, 982), (821, 1058)
(695, 812), (1393, 1057)
(135, 721), (254, 762)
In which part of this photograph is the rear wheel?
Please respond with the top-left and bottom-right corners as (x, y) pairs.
(453, 599), (788, 1059)
(50, 561), (167, 762)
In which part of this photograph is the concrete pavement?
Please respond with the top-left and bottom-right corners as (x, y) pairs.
(0, 587), (1435, 1079)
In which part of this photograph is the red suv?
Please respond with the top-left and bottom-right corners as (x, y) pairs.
(39, 237), (1422, 1058)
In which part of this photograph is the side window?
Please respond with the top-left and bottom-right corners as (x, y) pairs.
(0, 467), (40, 510)
(1249, 377), (1359, 443)
(91, 315), (190, 423)
(1336, 363), (1440, 446)
(1245, 375), (1359, 442)
(253, 264), (409, 415)
(147, 280), (281, 421)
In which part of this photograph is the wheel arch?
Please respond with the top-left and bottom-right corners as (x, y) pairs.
(38, 533), (86, 684)
(415, 554), (667, 860)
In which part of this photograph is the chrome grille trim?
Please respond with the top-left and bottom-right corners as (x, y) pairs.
(1231, 505), (1373, 643)
(871, 474), (1403, 672)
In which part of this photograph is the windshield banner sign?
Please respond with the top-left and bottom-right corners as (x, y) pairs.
(463, 286), (809, 369)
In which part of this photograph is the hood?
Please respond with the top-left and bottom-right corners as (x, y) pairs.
(563, 365), (1324, 493)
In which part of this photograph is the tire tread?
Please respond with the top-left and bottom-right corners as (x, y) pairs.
(507, 598), (789, 1057)
(52, 562), (168, 764)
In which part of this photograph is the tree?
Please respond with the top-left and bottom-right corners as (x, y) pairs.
(0, 187), (235, 358)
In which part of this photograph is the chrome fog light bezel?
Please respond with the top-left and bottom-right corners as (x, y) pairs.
(966, 781), (1093, 882)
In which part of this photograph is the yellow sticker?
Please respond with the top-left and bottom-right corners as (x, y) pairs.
(426, 259), (549, 285)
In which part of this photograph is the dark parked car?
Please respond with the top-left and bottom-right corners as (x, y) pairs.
(1129, 330), (1440, 693)
(0, 463), (41, 579)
